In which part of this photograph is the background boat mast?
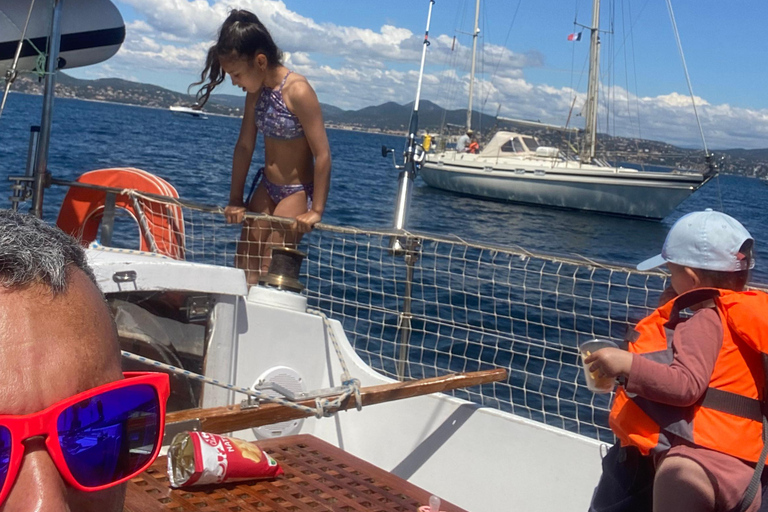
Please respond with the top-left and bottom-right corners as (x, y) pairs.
(580, 0), (600, 164)
(466, 0), (480, 131)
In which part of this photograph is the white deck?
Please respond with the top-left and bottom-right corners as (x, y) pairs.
(90, 248), (605, 512)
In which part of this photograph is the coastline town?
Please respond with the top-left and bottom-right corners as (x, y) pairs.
(11, 73), (768, 178)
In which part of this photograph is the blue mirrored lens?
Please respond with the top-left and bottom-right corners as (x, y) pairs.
(58, 383), (160, 487)
(0, 426), (10, 491)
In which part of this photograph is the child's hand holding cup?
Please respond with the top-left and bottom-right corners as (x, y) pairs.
(579, 339), (619, 393)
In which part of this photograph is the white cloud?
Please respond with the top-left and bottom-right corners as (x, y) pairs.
(107, 0), (768, 149)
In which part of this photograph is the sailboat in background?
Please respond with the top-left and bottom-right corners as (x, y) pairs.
(421, 0), (715, 220)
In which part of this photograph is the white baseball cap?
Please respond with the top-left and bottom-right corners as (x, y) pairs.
(637, 209), (754, 272)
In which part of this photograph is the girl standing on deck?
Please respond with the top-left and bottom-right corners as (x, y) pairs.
(194, 9), (330, 285)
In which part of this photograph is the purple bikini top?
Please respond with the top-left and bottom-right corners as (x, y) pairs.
(254, 71), (305, 140)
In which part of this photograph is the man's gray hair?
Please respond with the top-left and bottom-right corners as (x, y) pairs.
(0, 210), (97, 294)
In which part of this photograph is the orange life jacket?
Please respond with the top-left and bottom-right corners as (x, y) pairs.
(609, 288), (768, 463)
(468, 141), (479, 154)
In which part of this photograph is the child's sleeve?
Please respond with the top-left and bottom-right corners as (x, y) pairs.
(625, 308), (723, 407)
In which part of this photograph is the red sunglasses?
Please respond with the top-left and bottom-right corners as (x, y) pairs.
(0, 371), (169, 503)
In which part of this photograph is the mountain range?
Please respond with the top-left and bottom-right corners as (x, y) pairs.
(7, 72), (767, 177)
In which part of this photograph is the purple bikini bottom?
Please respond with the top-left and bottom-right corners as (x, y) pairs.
(247, 167), (313, 210)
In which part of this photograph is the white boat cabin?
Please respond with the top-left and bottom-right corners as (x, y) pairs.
(478, 131), (562, 159)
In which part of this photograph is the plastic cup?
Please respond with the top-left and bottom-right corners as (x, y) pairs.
(579, 339), (619, 393)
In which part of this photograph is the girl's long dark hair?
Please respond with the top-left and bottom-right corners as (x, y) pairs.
(192, 9), (283, 106)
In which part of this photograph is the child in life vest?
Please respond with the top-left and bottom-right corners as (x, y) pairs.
(585, 209), (765, 512)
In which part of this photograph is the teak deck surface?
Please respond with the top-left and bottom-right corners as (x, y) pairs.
(124, 434), (469, 512)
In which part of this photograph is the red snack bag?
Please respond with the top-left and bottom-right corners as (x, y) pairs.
(167, 431), (283, 487)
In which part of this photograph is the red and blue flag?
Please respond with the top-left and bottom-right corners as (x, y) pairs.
(567, 32), (582, 42)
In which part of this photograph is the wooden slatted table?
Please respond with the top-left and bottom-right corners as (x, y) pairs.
(124, 434), (469, 512)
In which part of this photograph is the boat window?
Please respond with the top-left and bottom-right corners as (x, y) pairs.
(500, 140), (517, 153)
(108, 291), (213, 412)
(522, 137), (539, 151)
(501, 138), (527, 153)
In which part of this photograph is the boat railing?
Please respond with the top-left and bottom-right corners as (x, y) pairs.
(38, 180), (767, 444)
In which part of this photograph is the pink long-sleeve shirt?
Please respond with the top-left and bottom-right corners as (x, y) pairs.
(625, 307), (721, 403)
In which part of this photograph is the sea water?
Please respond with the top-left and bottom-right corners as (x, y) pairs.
(1, 93), (766, 284)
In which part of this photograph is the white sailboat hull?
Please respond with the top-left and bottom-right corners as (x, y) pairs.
(422, 152), (707, 219)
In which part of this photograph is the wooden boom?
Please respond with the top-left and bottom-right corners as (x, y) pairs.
(165, 368), (507, 434)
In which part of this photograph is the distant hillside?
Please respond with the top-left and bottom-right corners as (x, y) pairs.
(322, 99), (498, 133)
(202, 93), (244, 109)
(721, 148), (768, 160)
(7, 72), (768, 177)
(12, 73), (243, 116)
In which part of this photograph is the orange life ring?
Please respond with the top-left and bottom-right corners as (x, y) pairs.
(56, 168), (185, 259)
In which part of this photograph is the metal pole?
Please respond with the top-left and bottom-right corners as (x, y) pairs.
(391, 0), (435, 251)
(581, 0), (600, 164)
(0, 0), (37, 118)
(25, 126), (40, 178)
(396, 238), (419, 381)
(11, 126), (41, 211)
(31, 0), (63, 218)
(466, 0), (480, 130)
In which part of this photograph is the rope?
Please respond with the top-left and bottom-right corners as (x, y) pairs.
(126, 191), (160, 253)
(121, 350), (337, 418)
(26, 38), (51, 78)
(308, 308), (363, 411)
(120, 307), (362, 416)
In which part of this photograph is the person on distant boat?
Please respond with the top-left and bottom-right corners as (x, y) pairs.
(422, 132), (432, 153)
(456, 129), (472, 152)
(585, 209), (767, 512)
(194, 9), (331, 285)
(468, 136), (479, 154)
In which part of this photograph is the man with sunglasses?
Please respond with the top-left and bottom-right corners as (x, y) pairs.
(0, 210), (169, 510)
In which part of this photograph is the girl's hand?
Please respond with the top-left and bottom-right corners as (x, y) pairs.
(293, 210), (322, 233)
(224, 204), (247, 224)
(583, 348), (633, 380)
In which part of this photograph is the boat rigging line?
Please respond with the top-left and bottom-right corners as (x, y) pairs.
(664, 1), (713, 165)
(479, 0), (522, 128)
(664, 0), (721, 210)
(0, 0), (36, 119)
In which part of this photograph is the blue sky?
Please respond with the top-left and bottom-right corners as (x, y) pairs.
(68, 0), (768, 150)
